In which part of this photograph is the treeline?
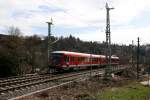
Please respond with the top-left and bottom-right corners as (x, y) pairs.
(0, 27), (150, 77)
(0, 35), (47, 77)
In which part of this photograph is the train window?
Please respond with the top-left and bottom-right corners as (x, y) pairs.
(79, 57), (82, 62)
(80, 57), (82, 62)
(77, 57), (88, 62)
(92, 58), (98, 62)
(65, 56), (69, 62)
(50, 53), (63, 64)
(70, 57), (73, 61)
(84, 58), (89, 62)
(70, 57), (75, 62)
(96, 58), (98, 62)
(78, 57), (81, 62)
(73, 57), (76, 62)
(82, 57), (85, 62)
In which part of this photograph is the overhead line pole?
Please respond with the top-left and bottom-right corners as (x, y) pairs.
(105, 3), (114, 74)
(46, 18), (53, 64)
(132, 40), (134, 68)
(137, 37), (140, 80)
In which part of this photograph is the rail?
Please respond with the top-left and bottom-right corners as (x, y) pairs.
(0, 65), (126, 100)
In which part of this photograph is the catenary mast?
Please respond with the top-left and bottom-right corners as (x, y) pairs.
(105, 3), (114, 72)
(46, 18), (53, 63)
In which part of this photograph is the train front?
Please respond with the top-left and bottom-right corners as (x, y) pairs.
(49, 52), (64, 70)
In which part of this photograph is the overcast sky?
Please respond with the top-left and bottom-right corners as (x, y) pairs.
(0, 0), (150, 45)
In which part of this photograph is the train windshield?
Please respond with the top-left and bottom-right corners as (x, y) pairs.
(50, 53), (63, 65)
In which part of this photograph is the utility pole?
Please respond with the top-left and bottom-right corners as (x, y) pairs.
(137, 37), (140, 80)
(132, 40), (134, 68)
(105, 3), (114, 74)
(46, 18), (53, 64)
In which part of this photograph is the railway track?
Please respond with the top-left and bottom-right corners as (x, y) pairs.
(0, 66), (124, 100)
(0, 74), (37, 83)
(0, 69), (104, 100)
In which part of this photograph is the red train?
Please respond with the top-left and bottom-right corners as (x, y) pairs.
(49, 51), (119, 71)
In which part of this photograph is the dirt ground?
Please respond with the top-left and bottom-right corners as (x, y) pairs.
(20, 69), (136, 100)
(19, 66), (149, 100)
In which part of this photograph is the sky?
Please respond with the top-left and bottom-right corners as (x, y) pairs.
(0, 0), (150, 45)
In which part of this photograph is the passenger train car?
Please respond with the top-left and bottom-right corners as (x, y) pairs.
(49, 51), (119, 71)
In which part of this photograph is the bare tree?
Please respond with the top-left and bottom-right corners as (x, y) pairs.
(7, 26), (22, 36)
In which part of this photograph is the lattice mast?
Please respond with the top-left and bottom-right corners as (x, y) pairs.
(46, 18), (53, 62)
(105, 3), (114, 67)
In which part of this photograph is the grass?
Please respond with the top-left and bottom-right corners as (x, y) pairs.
(97, 82), (150, 100)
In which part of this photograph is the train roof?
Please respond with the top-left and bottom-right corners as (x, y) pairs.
(52, 51), (119, 59)
(111, 56), (119, 59)
(51, 51), (106, 58)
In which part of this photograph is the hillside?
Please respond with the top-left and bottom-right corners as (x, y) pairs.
(0, 34), (149, 77)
